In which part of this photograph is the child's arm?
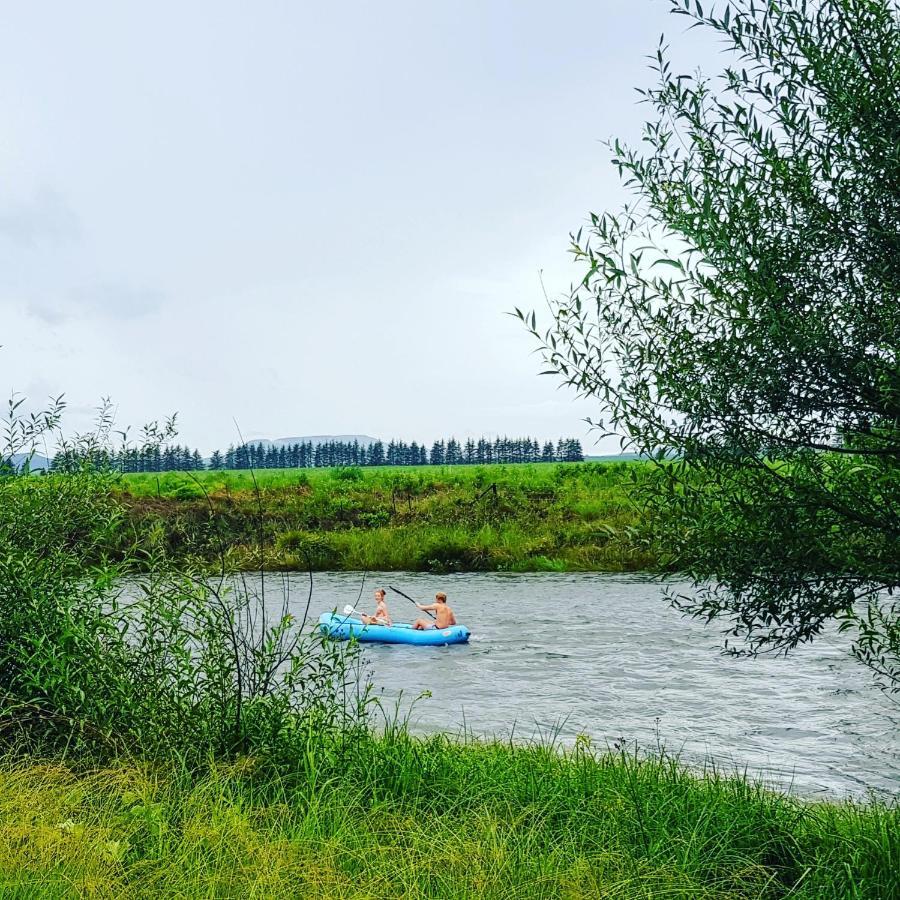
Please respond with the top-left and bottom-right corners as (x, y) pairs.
(416, 603), (437, 611)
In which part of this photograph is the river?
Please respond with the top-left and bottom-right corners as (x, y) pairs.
(252, 570), (897, 799)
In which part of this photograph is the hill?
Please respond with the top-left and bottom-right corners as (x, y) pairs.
(9, 453), (50, 472)
(255, 434), (379, 448)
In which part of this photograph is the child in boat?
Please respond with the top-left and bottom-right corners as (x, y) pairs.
(361, 589), (392, 626)
(413, 592), (457, 630)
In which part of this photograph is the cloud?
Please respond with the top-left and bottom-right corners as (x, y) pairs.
(0, 189), (80, 246)
(27, 283), (165, 324)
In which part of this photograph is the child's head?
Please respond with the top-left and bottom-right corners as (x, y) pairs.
(435, 592), (447, 604)
(375, 589), (386, 602)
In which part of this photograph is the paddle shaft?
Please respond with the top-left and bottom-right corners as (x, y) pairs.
(388, 585), (435, 620)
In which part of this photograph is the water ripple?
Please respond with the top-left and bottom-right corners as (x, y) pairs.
(261, 570), (898, 799)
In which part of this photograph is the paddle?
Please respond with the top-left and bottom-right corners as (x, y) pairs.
(388, 584), (435, 620)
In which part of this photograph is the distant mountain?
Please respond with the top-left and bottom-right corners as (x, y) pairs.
(9, 453), (50, 472)
(254, 435), (380, 449)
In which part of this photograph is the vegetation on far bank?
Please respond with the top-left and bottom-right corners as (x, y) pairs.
(112, 462), (656, 573)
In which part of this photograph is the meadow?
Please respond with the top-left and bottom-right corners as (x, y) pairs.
(113, 462), (657, 573)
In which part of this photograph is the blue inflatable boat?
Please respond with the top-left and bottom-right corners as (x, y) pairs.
(318, 612), (470, 646)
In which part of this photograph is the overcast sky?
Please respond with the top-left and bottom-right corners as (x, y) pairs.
(1, 0), (720, 454)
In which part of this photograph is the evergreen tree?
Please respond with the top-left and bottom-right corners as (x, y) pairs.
(199, 434), (582, 470)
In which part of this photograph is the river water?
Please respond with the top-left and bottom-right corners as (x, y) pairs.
(255, 570), (897, 799)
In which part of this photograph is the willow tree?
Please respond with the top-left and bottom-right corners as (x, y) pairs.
(522, 0), (900, 687)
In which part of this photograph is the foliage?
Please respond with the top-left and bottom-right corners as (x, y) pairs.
(0, 393), (64, 474)
(0, 470), (367, 761)
(0, 405), (367, 762)
(522, 0), (900, 688)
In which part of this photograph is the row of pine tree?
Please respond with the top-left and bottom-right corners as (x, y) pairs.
(51, 437), (584, 473)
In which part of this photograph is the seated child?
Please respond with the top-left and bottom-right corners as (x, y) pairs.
(412, 591), (457, 630)
(360, 588), (392, 626)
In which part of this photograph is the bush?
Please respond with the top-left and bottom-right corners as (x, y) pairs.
(331, 466), (363, 483)
(165, 481), (206, 500)
(0, 471), (367, 762)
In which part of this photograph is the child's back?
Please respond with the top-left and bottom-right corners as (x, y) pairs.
(434, 599), (456, 628)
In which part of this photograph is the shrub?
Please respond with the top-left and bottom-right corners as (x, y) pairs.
(0, 471), (367, 762)
(331, 466), (363, 482)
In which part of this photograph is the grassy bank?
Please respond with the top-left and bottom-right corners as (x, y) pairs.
(2, 731), (896, 898)
(114, 462), (656, 572)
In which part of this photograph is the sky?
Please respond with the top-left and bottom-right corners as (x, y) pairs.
(0, 0), (720, 454)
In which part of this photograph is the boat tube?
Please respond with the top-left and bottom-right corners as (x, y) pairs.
(318, 612), (470, 646)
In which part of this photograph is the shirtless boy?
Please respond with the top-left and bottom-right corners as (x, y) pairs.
(412, 592), (457, 630)
(361, 589), (392, 626)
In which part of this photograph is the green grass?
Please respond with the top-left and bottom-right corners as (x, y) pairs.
(117, 461), (626, 498)
(112, 462), (657, 573)
(0, 732), (895, 898)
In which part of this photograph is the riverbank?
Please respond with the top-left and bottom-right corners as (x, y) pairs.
(114, 462), (657, 572)
(2, 732), (896, 898)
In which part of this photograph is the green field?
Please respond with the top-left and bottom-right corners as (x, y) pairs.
(114, 462), (656, 572)
(2, 732), (896, 898)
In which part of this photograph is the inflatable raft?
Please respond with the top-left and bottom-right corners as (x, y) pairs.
(318, 612), (470, 646)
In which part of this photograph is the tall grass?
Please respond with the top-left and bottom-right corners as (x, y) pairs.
(114, 462), (656, 573)
(0, 733), (895, 898)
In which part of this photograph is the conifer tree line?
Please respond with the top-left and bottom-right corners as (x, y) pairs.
(50, 445), (207, 474)
(50, 437), (584, 473)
